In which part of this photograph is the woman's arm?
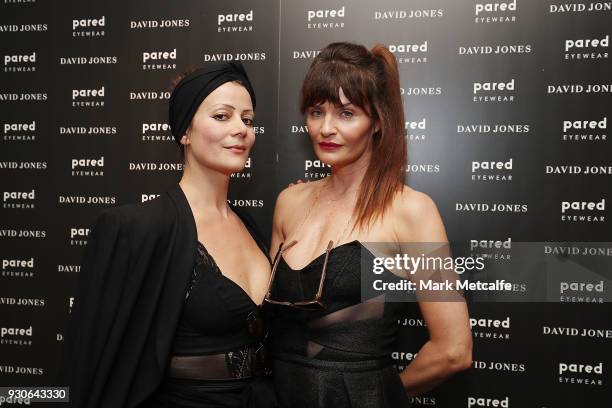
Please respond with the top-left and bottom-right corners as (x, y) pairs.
(393, 189), (473, 397)
(60, 208), (131, 406)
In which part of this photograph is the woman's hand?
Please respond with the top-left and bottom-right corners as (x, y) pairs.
(288, 179), (306, 187)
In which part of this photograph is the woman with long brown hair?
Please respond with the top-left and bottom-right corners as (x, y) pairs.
(265, 42), (472, 407)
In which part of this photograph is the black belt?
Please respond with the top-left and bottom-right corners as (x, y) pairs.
(170, 344), (259, 380)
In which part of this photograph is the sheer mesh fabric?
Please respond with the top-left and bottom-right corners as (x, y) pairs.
(169, 348), (258, 380)
(305, 295), (385, 358)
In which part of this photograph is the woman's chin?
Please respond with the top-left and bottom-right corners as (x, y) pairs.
(313, 152), (344, 168)
(224, 161), (249, 175)
(199, 159), (247, 176)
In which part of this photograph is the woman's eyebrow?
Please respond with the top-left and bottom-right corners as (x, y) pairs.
(210, 103), (253, 114)
(210, 103), (236, 110)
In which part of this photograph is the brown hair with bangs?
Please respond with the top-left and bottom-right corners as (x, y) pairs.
(300, 42), (406, 230)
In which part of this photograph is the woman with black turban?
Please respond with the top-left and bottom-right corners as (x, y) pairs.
(60, 62), (276, 408)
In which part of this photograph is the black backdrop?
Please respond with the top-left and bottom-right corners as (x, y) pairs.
(1, 0), (611, 406)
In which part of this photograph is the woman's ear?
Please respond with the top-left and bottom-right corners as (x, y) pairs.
(181, 124), (194, 145)
(373, 120), (381, 134)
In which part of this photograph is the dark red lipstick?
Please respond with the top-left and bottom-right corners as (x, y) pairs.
(225, 144), (247, 154)
(318, 141), (342, 151)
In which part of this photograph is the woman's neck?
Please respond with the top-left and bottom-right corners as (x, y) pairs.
(179, 160), (230, 218)
(327, 150), (370, 196)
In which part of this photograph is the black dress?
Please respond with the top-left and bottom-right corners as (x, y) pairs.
(269, 241), (410, 408)
(143, 240), (276, 408)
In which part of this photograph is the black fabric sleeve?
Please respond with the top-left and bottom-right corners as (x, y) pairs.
(59, 209), (131, 408)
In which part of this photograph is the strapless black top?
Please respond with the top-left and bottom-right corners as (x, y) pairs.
(268, 240), (411, 408)
(144, 241), (275, 408)
(171, 242), (260, 356)
(269, 240), (407, 359)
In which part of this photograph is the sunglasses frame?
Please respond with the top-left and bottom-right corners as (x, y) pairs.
(263, 240), (334, 309)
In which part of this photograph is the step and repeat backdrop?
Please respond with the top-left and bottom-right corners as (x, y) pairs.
(1, 0), (611, 407)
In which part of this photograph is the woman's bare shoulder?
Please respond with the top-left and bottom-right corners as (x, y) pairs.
(275, 178), (324, 209)
(393, 185), (438, 219)
(391, 185), (447, 242)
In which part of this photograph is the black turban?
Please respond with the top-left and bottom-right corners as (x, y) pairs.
(169, 62), (256, 144)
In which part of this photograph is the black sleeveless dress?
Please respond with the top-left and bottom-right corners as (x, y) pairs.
(269, 240), (410, 408)
(142, 239), (276, 408)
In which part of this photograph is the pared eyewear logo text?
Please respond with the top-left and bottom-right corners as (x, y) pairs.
(468, 396), (509, 408)
(470, 317), (511, 340)
(473, 79), (515, 103)
(72, 86), (105, 107)
(0, 326), (33, 346)
(142, 49), (176, 70)
(69, 227), (90, 246)
(565, 34), (609, 60)
(307, 6), (345, 29)
(406, 118), (427, 141)
(4, 52), (36, 72)
(474, 0), (517, 24)
(562, 116), (607, 141)
(389, 41), (428, 64)
(560, 199), (606, 223)
(2, 257), (34, 279)
(470, 238), (512, 261)
(559, 362), (604, 386)
(218, 10), (253, 32)
(72, 16), (105, 37)
(142, 123), (173, 142)
(71, 156), (104, 177)
(3, 121), (36, 142)
(3, 189), (35, 209)
(471, 159), (513, 182)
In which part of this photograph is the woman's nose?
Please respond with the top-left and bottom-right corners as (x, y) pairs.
(320, 114), (336, 137)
